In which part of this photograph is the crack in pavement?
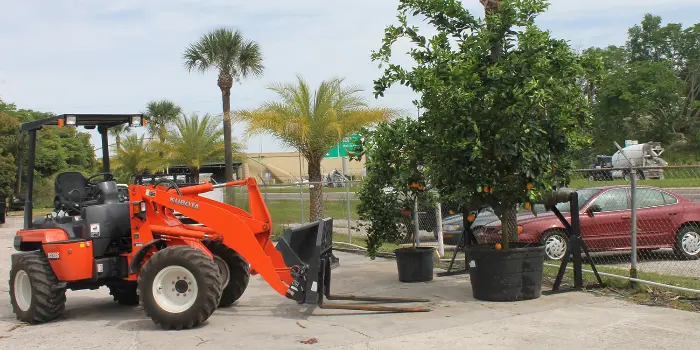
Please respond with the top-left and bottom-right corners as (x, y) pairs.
(327, 323), (372, 338)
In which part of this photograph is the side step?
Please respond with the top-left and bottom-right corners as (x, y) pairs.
(275, 218), (431, 313)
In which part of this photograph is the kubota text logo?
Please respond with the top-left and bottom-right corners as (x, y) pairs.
(169, 197), (199, 210)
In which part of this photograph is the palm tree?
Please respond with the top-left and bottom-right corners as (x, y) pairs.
(235, 75), (398, 221)
(183, 28), (264, 182)
(158, 113), (242, 183)
(112, 134), (164, 181)
(109, 124), (130, 152)
(143, 100), (183, 143)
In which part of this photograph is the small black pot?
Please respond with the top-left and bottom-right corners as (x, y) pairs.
(466, 243), (545, 301)
(394, 246), (435, 283)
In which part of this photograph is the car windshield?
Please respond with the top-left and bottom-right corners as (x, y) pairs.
(555, 188), (602, 212)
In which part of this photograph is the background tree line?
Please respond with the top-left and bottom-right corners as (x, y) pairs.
(579, 14), (700, 165)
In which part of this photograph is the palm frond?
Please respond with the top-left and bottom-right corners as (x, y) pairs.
(235, 75), (399, 160)
(183, 27), (264, 81)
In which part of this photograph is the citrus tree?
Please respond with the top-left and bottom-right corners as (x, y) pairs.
(356, 118), (435, 257)
(371, 0), (592, 248)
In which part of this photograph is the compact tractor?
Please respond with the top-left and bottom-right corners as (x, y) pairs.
(8, 114), (428, 330)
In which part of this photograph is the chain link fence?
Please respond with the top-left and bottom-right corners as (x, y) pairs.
(452, 166), (700, 293)
(221, 166), (700, 294)
(564, 166), (700, 292)
(222, 179), (446, 255)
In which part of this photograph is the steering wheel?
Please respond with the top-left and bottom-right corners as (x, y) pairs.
(86, 172), (114, 186)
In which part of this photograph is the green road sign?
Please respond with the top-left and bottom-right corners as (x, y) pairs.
(324, 134), (360, 158)
(324, 141), (350, 158)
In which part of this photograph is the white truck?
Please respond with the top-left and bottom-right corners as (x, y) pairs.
(610, 141), (668, 180)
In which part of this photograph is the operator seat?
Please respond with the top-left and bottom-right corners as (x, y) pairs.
(53, 172), (99, 214)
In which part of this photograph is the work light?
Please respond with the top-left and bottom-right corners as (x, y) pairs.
(131, 115), (142, 127)
(65, 115), (77, 126)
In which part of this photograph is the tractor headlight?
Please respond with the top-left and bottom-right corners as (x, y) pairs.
(444, 224), (461, 231)
(131, 115), (142, 127)
(65, 115), (77, 126)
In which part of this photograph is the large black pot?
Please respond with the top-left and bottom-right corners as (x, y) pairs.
(394, 246), (435, 283)
(466, 243), (545, 301)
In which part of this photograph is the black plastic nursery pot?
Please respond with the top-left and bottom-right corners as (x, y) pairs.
(465, 243), (545, 301)
(394, 246), (435, 283)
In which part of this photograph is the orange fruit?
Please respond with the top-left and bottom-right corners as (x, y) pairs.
(527, 183), (533, 190)
(495, 243), (502, 250)
(524, 202), (532, 210)
(449, 210), (455, 215)
(467, 214), (476, 222)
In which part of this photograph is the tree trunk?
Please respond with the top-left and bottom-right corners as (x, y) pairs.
(218, 71), (234, 182)
(190, 167), (200, 184)
(307, 157), (324, 221)
(481, 0), (503, 62)
(500, 203), (519, 249)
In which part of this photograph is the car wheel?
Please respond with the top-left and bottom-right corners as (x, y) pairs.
(540, 230), (568, 261)
(673, 225), (700, 260)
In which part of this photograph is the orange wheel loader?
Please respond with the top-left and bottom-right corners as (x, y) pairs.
(8, 114), (429, 330)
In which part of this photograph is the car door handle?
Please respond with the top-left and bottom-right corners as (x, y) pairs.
(669, 212), (678, 216)
(621, 216), (630, 219)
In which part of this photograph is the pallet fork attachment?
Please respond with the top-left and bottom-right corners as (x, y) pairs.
(275, 218), (431, 313)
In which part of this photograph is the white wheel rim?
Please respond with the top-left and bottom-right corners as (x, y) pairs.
(545, 235), (567, 260)
(681, 231), (700, 256)
(152, 265), (198, 314)
(14, 270), (32, 312)
(214, 256), (230, 289)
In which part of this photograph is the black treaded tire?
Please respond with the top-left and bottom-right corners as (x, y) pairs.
(9, 251), (67, 324)
(204, 241), (250, 308)
(108, 282), (139, 305)
(138, 246), (222, 330)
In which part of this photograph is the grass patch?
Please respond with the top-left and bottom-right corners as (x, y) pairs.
(7, 208), (54, 217)
(261, 186), (361, 194)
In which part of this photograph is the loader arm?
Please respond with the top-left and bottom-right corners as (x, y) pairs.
(128, 178), (295, 296)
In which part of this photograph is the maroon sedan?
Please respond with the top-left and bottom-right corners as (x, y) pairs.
(477, 185), (700, 260)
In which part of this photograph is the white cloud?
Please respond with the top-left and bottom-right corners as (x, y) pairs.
(0, 0), (698, 156)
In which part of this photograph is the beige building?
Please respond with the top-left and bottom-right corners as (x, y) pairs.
(238, 152), (366, 184)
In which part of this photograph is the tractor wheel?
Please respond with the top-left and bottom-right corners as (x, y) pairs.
(138, 246), (222, 330)
(9, 251), (67, 324)
(204, 241), (250, 308)
(108, 282), (139, 305)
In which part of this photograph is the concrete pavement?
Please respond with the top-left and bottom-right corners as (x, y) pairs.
(1, 217), (699, 349)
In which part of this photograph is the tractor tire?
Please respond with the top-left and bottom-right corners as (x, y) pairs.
(204, 241), (250, 308)
(138, 246), (222, 330)
(108, 282), (139, 305)
(9, 251), (67, 324)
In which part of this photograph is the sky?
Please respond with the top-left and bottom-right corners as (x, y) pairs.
(1, 0), (700, 158)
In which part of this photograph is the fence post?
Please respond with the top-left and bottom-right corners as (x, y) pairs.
(630, 168), (638, 287)
(435, 198), (444, 257)
(413, 197), (420, 246)
(342, 156), (352, 244)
